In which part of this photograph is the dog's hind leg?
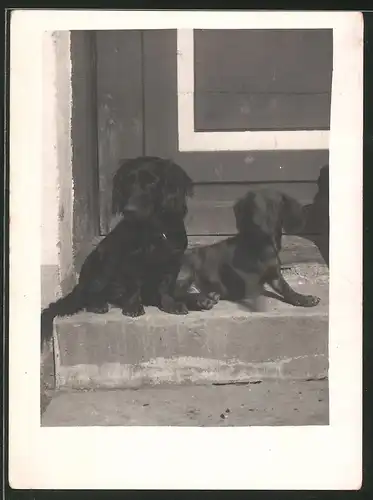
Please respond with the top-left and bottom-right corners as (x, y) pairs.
(86, 302), (110, 314)
(266, 267), (320, 307)
(183, 289), (218, 311)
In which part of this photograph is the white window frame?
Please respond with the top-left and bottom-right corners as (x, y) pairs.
(177, 27), (335, 152)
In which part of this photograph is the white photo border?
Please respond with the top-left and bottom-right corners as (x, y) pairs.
(9, 10), (363, 490)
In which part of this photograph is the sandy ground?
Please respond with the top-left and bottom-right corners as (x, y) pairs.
(42, 378), (328, 426)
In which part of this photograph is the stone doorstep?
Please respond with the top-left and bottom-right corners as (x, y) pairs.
(45, 263), (329, 390)
(52, 311), (328, 390)
(41, 258), (329, 390)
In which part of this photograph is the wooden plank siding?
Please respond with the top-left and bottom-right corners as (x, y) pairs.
(152, 150), (329, 184)
(95, 31), (145, 234)
(142, 30), (179, 159)
(70, 31), (101, 251)
(94, 29), (331, 237)
(186, 182), (318, 235)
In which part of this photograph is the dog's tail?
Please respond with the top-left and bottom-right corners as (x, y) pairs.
(41, 286), (85, 348)
(42, 285), (85, 319)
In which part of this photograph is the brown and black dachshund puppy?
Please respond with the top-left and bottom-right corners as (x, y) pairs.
(175, 189), (321, 309)
(41, 157), (195, 343)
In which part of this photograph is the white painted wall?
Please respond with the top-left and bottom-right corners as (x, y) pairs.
(42, 31), (59, 266)
(41, 31), (74, 304)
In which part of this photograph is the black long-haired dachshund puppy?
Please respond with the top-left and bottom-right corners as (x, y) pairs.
(41, 157), (197, 344)
(175, 189), (321, 309)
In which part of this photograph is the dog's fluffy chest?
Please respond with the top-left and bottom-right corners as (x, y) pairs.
(232, 243), (274, 274)
(144, 229), (183, 262)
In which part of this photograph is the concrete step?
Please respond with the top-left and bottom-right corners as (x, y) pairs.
(45, 263), (329, 390)
(42, 379), (329, 426)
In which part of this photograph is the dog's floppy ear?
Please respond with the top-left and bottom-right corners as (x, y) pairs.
(111, 180), (124, 215)
(111, 163), (135, 215)
(233, 196), (248, 233)
(234, 191), (280, 237)
(253, 192), (282, 237)
(161, 162), (194, 216)
(281, 193), (305, 234)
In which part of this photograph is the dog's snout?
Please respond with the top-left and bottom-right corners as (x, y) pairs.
(122, 194), (152, 218)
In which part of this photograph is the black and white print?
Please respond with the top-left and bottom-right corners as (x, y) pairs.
(9, 11), (363, 490)
(41, 26), (331, 426)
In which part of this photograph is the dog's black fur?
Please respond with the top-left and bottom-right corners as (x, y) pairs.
(174, 189), (321, 309)
(41, 157), (197, 345)
(111, 156), (192, 220)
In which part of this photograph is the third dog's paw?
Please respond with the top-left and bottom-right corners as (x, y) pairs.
(121, 303), (145, 317)
(296, 294), (321, 307)
(161, 297), (189, 315)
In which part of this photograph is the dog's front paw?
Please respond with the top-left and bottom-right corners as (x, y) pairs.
(195, 294), (216, 310)
(121, 303), (145, 317)
(86, 304), (109, 314)
(196, 298), (215, 310)
(295, 294), (321, 307)
(160, 296), (188, 315)
(206, 292), (221, 305)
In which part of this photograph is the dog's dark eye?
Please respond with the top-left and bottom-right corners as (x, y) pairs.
(139, 171), (158, 186)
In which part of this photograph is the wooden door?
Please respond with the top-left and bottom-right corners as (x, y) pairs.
(95, 29), (332, 237)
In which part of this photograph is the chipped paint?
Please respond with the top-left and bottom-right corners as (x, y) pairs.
(42, 31), (73, 303)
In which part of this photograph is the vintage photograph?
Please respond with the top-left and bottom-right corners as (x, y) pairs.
(9, 10), (362, 491)
(40, 27), (331, 426)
